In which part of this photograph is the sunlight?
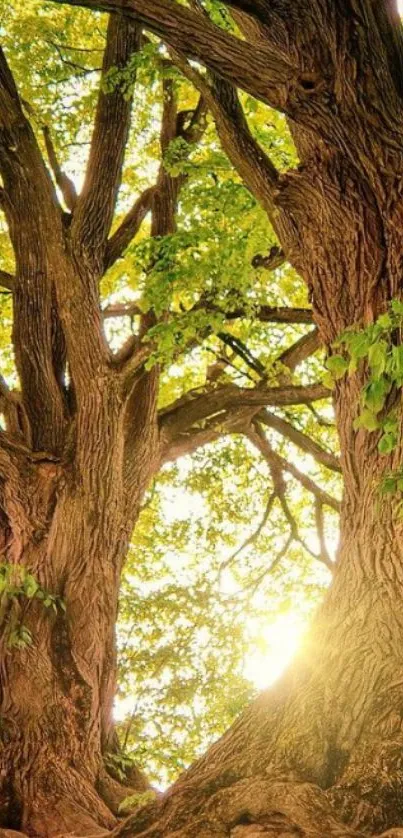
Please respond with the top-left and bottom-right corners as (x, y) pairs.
(399, 0), (403, 15)
(114, 611), (308, 725)
(244, 612), (307, 690)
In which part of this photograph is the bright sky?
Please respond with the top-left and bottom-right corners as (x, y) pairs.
(399, 0), (403, 15)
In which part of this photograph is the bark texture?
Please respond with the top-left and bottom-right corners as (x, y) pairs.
(3, 0), (403, 835)
(59, 1), (403, 837)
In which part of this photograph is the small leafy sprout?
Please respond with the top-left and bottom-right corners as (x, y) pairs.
(324, 300), (403, 455)
(379, 471), (403, 495)
(118, 789), (157, 815)
(379, 470), (403, 516)
(0, 564), (66, 650)
(104, 750), (137, 783)
(8, 625), (33, 650)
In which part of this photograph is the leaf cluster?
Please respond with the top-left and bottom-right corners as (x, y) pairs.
(325, 300), (403, 454)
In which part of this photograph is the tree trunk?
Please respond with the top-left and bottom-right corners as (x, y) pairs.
(4, 1), (403, 834)
(108, 151), (403, 838)
(0, 430), (154, 837)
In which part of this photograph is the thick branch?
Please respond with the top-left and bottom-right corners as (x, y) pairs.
(42, 125), (77, 211)
(160, 382), (329, 437)
(0, 270), (14, 292)
(208, 76), (279, 210)
(278, 328), (320, 372)
(72, 14), (142, 264)
(169, 50), (280, 214)
(49, 0), (295, 111)
(0, 47), (68, 451)
(251, 246), (285, 271)
(161, 405), (258, 463)
(104, 300), (313, 325)
(119, 88), (207, 373)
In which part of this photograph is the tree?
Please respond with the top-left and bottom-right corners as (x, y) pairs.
(0, 0), (398, 835)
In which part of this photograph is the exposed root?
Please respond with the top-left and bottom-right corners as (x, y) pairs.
(109, 778), (365, 837)
(5, 780), (403, 838)
(10, 766), (117, 837)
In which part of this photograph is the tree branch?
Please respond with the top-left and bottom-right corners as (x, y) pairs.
(71, 13), (142, 266)
(249, 425), (339, 513)
(218, 489), (276, 577)
(104, 186), (156, 270)
(247, 424), (336, 569)
(49, 0), (295, 112)
(315, 498), (333, 569)
(160, 405), (258, 463)
(103, 299), (313, 325)
(169, 50), (280, 215)
(118, 87), (207, 374)
(0, 270), (14, 292)
(0, 47), (68, 451)
(258, 409), (340, 473)
(42, 125), (77, 211)
(251, 246), (285, 271)
(278, 328), (320, 372)
(159, 382), (329, 438)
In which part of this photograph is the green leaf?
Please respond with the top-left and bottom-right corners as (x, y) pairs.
(380, 476), (398, 494)
(325, 354), (348, 380)
(378, 433), (397, 455)
(377, 313), (392, 329)
(323, 371), (335, 390)
(362, 377), (390, 414)
(392, 345), (403, 384)
(391, 300), (403, 316)
(367, 340), (388, 377)
(23, 574), (39, 598)
(353, 409), (380, 432)
(346, 332), (371, 360)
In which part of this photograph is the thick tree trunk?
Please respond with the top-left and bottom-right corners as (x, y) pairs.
(4, 2), (403, 834)
(0, 436), (154, 837)
(107, 153), (403, 838)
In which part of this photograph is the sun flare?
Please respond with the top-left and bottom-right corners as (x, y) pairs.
(244, 612), (307, 691)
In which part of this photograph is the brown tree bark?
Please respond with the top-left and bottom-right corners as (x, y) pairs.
(47, 3), (403, 837)
(0, 364), (159, 836)
(6, 0), (403, 835)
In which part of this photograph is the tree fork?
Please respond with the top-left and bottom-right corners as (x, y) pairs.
(3, 0), (403, 835)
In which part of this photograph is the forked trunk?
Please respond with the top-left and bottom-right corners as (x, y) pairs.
(3, 2), (403, 833)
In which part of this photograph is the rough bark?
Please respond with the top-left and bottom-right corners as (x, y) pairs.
(74, 3), (403, 838)
(110, 377), (403, 837)
(0, 374), (161, 835)
(4, 0), (403, 835)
